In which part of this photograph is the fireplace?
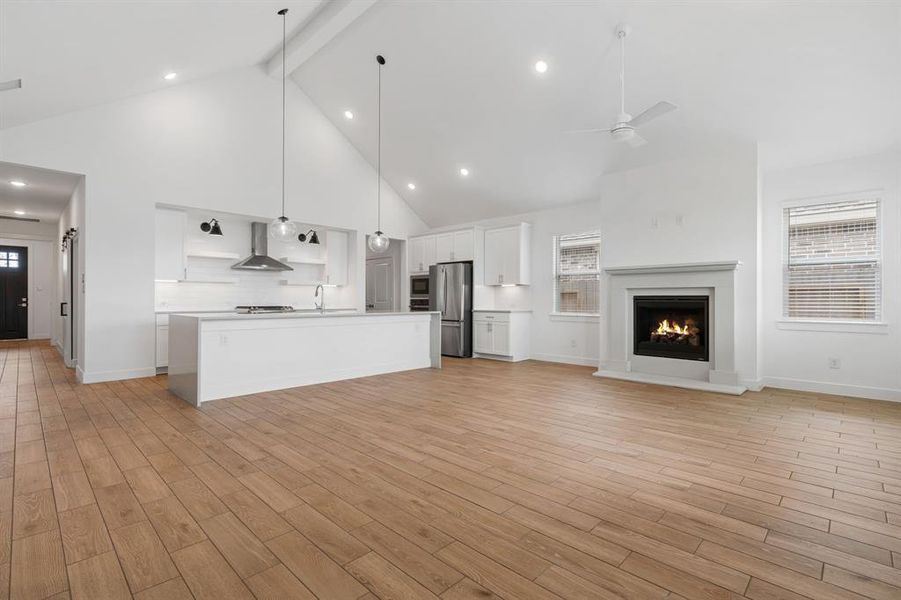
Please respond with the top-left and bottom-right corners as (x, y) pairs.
(633, 296), (709, 361)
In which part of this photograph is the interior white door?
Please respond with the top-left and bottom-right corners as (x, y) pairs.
(366, 257), (395, 312)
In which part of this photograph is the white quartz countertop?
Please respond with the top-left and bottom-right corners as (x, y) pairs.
(170, 310), (439, 322)
(472, 308), (533, 313)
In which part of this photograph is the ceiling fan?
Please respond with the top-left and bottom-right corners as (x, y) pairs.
(568, 23), (677, 147)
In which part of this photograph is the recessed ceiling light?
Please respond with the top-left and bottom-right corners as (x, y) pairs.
(164, 72), (177, 81)
(343, 110), (354, 120)
(9, 181), (26, 187)
(407, 182), (416, 190)
(13, 210), (25, 215)
(459, 168), (470, 177)
(534, 60), (548, 74)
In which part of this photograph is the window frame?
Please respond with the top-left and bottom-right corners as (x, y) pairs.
(780, 191), (885, 330)
(551, 232), (601, 318)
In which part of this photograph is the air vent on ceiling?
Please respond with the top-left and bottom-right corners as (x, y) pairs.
(0, 215), (40, 223)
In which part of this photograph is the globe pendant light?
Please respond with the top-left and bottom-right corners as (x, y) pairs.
(269, 8), (298, 242)
(367, 55), (390, 254)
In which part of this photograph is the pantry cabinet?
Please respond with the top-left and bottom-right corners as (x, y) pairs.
(484, 223), (530, 286)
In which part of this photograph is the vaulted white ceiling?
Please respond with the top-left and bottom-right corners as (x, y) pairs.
(293, 1), (901, 226)
(0, 0), (323, 128)
(1, 1), (899, 228)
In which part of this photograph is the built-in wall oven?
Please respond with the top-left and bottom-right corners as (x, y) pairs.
(410, 275), (430, 311)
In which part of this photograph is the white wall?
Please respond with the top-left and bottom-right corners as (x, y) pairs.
(0, 219), (57, 239)
(597, 147), (761, 385)
(0, 66), (426, 382)
(761, 151), (901, 401)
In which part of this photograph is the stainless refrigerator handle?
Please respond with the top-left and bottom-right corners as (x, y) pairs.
(443, 269), (448, 314)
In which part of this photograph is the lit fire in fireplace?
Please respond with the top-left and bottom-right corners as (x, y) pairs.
(650, 318), (701, 346)
(655, 319), (688, 335)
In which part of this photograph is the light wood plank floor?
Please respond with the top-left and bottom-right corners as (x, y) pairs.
(3, 341), (901, 599)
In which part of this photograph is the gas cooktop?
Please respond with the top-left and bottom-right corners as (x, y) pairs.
(235, 305), (295, 314)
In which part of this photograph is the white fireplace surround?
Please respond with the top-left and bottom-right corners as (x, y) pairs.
(595, 261), (746, 395)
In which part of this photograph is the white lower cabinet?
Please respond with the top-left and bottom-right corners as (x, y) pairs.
(473, 311), (529, 361)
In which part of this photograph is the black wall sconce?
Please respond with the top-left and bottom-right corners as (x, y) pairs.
(200, 218), (223, 235)
(298, 229), (320, 244)
(61, 227), (78, 251)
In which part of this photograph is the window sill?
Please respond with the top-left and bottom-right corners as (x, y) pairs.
(549, 312), (600, 322)
(776, 319), (889, 334)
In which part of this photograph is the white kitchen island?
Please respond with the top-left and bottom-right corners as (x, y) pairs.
(168, 310), (441, 405)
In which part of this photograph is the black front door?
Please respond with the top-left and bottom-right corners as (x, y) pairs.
(0, 246), (28, 340)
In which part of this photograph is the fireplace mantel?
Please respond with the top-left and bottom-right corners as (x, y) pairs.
(604, 261), (742, 275)
(596, 260), (746, 395)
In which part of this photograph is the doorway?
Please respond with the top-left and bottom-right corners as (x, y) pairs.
(62, 233), (78, 368)
(0, 246), (28, 339)
(366, 256), (395, 312)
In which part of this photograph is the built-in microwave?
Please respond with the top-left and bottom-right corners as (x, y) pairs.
(410, 274), (430, 298)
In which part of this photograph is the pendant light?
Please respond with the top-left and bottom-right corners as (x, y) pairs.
(367, 54), (390, 254)
(269, 8), (298, 242)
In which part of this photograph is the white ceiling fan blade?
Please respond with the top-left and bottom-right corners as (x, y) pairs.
(626, 132), (647, 147)
(564, 127), (613, 134)
(0, 79), (22, 93)
(629, 101), (677, 127)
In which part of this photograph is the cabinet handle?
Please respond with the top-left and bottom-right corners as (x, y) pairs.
(60, 302), (68, 317)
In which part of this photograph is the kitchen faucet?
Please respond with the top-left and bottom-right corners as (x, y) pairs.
(314, 283), (324, 312)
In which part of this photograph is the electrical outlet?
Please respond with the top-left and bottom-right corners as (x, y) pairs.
(218, 334), (228, 346)
(570, 340), (577, 348)
(828, 357), (840, 370)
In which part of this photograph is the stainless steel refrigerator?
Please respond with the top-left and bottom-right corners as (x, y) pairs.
(429, 262), (472, 357)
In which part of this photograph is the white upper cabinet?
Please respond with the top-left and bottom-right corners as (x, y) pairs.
(452, 229), (474, 261)
(484, 223), (531, 286)
(155, 208), (186, 281)
(413, 228), (476, 272)
(409, 234), (437, 274)
(435, 232), (454, 263)
(323, 229), (348, 286)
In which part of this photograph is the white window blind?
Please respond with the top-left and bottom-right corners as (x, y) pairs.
(553, 232), (600, 314)
(783, 198), (881, 321)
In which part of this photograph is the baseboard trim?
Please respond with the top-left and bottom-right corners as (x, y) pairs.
(529, 353), (598, 367)
(762, 377), (901, 403)
(78, 367), (158, 384)
(593, 369), (747, 395)
(742, 378), (766, 392)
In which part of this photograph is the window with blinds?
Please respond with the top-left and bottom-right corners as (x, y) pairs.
(553, 232), (601, 314)
(783, 198), (881, 321)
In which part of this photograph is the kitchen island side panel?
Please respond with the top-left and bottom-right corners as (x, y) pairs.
(169, 312), (439, 404)
(167, 315), (200, 406)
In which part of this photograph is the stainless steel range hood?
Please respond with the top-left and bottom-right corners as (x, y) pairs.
(232, 222), (293, 271)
